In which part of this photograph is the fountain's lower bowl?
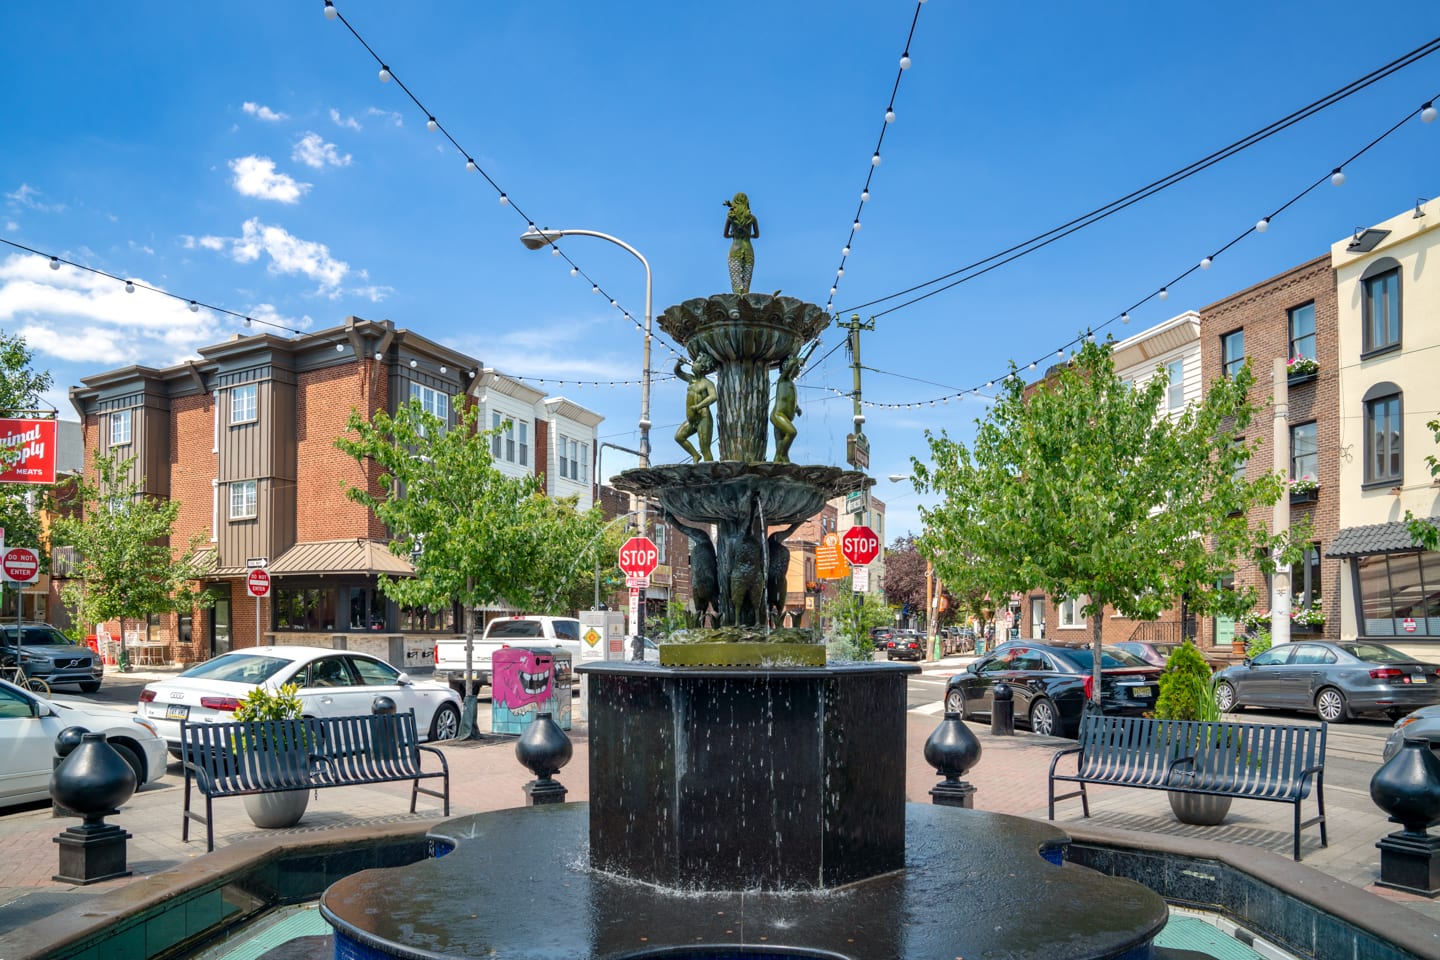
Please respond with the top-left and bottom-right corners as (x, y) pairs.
(611, 461), (871, 526)
(320, 803), (1168, 960)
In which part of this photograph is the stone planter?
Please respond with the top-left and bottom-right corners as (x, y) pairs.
(1168, 786), (1232, 825)
(1231, 639), (1248, 656)
(243, 788), (310, 828)
(1289, 487), (1319, 505)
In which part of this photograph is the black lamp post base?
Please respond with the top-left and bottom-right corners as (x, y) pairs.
(930, 780), (976, 808)
(1375, 831), (1440, 897)
(53, 821), (133, 885)
(523, 778), (567, 805)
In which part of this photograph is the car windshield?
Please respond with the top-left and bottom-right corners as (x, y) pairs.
(552, 620), (580, 642)
(1336, 643), (1415, 664)
(487, 620), (545, 638)
(179, 653), (290, 684)
(1060, 647), (1152, 670)
(0, 626), (78, 647)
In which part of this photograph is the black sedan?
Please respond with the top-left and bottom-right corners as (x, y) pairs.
(885, 632), (925, 661)
(1213, 641), (1440, 723)
(943, 641), (1161, 738)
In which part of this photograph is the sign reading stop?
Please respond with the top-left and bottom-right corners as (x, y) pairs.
(1, 546), (39, 583)
(246, 568), (271, 598)
(618, 536), (660, 578)
(840, 525), (881, 566)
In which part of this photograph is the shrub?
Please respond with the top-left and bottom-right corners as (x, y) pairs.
(1246, 629), (1272, 658)
(1153, 641), (1214, 721)
(234, 683), (304, 722)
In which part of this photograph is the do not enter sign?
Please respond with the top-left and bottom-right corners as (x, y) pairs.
(1, 547), (39, 583)
(840, 526), (881, 566)
(618, 536), (660, 578)
(247, 568), (271, 598)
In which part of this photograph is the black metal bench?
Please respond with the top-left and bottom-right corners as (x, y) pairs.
(181, 712), (450, 851)
(1048, 712), (1327, 860)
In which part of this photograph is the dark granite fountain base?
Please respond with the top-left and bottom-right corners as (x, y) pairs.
(320, 802), (1168, 959)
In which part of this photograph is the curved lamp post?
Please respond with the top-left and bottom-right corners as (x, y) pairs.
(521, 228), (653, 635)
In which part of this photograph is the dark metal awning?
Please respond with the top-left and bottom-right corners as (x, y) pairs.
(1326, 518), (1439, 559)
(269, 538), (415, 577)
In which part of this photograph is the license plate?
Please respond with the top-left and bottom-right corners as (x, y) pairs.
(1413, 676), (1428, 684)
(1130, 686), (1152, 699)
(166, 704), (190, 720)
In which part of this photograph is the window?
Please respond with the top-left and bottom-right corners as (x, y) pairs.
(1058, 597), (1085, 628)
(558, 435), (586, 480)
(1356, 552), (1440, 637)
(1165, 359), (1184, 410)
(491, 412), (503, 458)
(1363, 383), (1402, 485)
(1288, 302), (1316, 362)
(1231, 438), (1248, 481)
(1361, 259), (1401, 354)
(348, 656), (400, 686)
(275, 587), (338, 632)
(1220, 330), (1245, 378)
(408, 383), (449, 430)
(653, 522), (667, 561)
(1291, 542), (1322, 608)
(231, 384), (257, 424)
(505, 421), (515, 463)
(518, 422), (529, 467)
(1290, 422), (1317, 481)
(110, 410), (132, 446)
(229, 479), (257, 520)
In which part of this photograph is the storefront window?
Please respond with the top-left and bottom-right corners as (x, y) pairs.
(275, 587), (338, 632)
(1356, 552), (1439, 637)
(349, 588), (388, 631)
(398, 605), (456, 632)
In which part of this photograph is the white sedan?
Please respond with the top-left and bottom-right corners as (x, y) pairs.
(0, 677), (169, 810)
(138, 646), (462, 752)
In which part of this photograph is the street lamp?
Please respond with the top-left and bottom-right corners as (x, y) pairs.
(521, 227), (654, 635)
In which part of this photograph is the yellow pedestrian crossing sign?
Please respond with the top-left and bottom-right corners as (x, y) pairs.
(584, 627), (601, 648)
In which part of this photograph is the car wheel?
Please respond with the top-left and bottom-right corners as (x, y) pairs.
(79, 681), (101, 694)
(1029, 698), (1058, 737)
(1316, 688), (1348, 723)
(944, 688), (967, 719)
(108, 740), (146, 787)
(1215, 681), (1240, 713)
(429, 703), (460, 741)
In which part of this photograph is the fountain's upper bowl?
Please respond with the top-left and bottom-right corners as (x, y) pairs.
(613, 461), (871, 526)
(661, 293), (830, 362)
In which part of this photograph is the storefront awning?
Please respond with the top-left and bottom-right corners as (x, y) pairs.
(1326, 518), (1439, 559)
(269, 538), (416, 577)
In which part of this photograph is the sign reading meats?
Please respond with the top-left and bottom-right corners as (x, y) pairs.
(0, 419), (58, 484)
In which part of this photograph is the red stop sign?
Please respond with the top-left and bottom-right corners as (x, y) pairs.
(247, 569), (271, 598)
(618, 536), (660, 577)
(840, 526), (881, 566)
(1, 547), (39, 583)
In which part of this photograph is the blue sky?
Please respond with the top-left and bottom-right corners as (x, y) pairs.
(2, 1), (1438, 536)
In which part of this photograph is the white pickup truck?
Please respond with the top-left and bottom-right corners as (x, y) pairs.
(432, 615), (583, 695)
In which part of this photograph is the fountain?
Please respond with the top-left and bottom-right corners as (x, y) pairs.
(318, 200), (1169, 959)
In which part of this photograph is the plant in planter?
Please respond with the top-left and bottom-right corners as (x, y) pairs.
(1245, 628), (1272, 659)
(232, 683), (314, 828)
(1154, 641), (1234, 825)
(1289, 476), (1319, 494)
(1290, 599), (1325, 631)
(1286, 355), (1319, 377)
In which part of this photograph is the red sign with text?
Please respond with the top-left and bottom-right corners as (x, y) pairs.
(618, 536), (660, 578)
(247, 569), (271, 598)
(0, 419), (57, 484)
(1, 547), (40, 583)
(840, 525), (881, 566)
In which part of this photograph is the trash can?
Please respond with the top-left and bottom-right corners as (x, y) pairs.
(974, 638), (987, 657)
(492, 646), (572, 734)
(85, 635), (99, 657)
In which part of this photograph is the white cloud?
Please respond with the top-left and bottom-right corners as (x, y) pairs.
(241, 101), (288, 122)
(5, 183), (65, 213)
(3, 221), (17, 232)
(228, 156), (310, 204)
(0, 253), (223, 367)
(365, 107), (404, 128)
(349, 284), (393, 303)
(247, 303), (314, 333)
(200, 218), (349, 293)
(329, 109), (361, 131)
(128, 240), (155, 255)
(292, 132), (352, 169)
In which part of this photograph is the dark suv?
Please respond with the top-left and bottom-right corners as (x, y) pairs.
(0, 625), (104, 692)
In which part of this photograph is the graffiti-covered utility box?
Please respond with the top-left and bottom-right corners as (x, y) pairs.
(492, 646), (572, 734)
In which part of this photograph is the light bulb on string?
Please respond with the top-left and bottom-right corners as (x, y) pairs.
(189, 300), (199, 312)
(837, 268), (844, 277)
(426, 117), (438, 132)
(49, 256), (60, 271)
(466, 158), (477, 173)
(1057, 349), (1064, 358)
(378, 65), (392, 82)
(499, 194), (509, 205)
(985, 382), (993, 389)
(1256, 217), (1270, 233)
(842, 246), (850, 256)
(592, 285), (600, 294)
(570, 267), (578, 276)
(1121, 312), (1130, 323)
(885, 107), (895, 123)
(1158, 288), (1169, 301)
(899, 52), (911, 69)
(853, 220), (861, 231)
(551, 247), (560, 256)
(609, 299), (618, 307)
(244, 318), (253, 328)
(860, 189), (870, 202)
(1028, 361), (1036, 370)
(124, 280), (135, 293)
(1200, 257), (1212, 270)
(871, 153), (882, 167)
(323, 0), (338, 19)
(1423, 102), (1437, 123)
(830, 287), (837, 295)
(409, 359), (417, 369)
(1330, 168), (1345, 186)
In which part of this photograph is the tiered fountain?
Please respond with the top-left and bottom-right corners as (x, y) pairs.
(319, 200), (1168, 959)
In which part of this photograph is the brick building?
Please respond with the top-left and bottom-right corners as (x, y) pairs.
(1200, 255), (1340, 646)
(67, 317), (603, 666)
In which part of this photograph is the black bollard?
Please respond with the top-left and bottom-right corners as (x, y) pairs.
(925, 712), (981, 808)
(372, 695), (399, 763)
(991, 683), (1015, 736)
(516, 711), (572, 805)
(51, 732), (135, 885)
(52, 726), (89, 818)
(1370, 736), (1440, 895)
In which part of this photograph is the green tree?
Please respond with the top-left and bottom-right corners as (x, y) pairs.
(336, 396), (614, 736)
(1405, 417), (1440, 551)
(821, 577), (895, 660)
(52, 454), (212, 666)
(914, 341), (1288, 704)
(0, 332), (56, 554)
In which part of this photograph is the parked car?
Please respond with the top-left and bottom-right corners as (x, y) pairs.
(943, 641), (1162, 738)
(1213, 641), (1440, 723)
(138, 646), (462, 753)
(0, 624), (105, 693)
(1383, 704), (1440, 761)
(1111, 641), (1184, 668)
(886, 632), (924, 661)
(0, 677), (168, 809)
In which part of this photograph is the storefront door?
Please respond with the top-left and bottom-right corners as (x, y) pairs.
(211, 599), (231, 657)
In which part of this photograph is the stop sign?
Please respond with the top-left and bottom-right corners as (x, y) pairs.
(1, 547), (39, 583)
(246, 569), (271, 598)
(840, 526), (881, 566)
(618, 536), (660, 577)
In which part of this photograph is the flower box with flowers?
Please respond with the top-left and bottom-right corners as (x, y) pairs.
(1289, 477), (1319, 504)
(1286, 355), (1319, 385)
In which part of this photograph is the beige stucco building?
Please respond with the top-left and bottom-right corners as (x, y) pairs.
(1326, 200), (1440, 656)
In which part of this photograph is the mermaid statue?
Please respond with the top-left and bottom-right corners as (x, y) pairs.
(723, 192), (760, 294)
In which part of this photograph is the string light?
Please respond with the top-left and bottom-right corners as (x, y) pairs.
(885, 108), (896, 123)
(378, 65), (391, 83)
(1423, 101), (1438, 122)
(899, 52), (912, 69)
(1200, 257), (1212, 270)
(842, 246), (850, 256)
(48, 256), (60, 270)
(1330, 168), (1346, 186)
(124, 281), (135, 293)
(498, 193), (509, 205)
(323, 0), (338, 20)
(871, 153), (882, 166)
(1255, 217), (1270, 233)
(426, 116), (438, 132)
(1158, 287), (1169, 301)
(189, 300), (199, 312)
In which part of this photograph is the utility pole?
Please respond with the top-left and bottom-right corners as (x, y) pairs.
(841, 314), (874, 474)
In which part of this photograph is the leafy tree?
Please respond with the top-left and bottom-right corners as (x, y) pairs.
(822, 576), (896, 660)
(914, 341), (1288, 704)
(882, 536), (928, 615)
(0, 332), (56, 554)
(52, 454), (212, 665)
(336, 396), (614, 736)
(1405, 417), (1440, 551)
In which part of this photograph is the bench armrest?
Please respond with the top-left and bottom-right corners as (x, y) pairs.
(418, 743), (450, 776)
(1048, 745), (1083, 778)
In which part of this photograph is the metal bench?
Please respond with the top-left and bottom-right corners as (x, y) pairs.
(181, 712), (450, 851)
(1048, 712), (1327, 860)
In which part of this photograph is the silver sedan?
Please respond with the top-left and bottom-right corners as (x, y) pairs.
(1214, 641), (1440, 723)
